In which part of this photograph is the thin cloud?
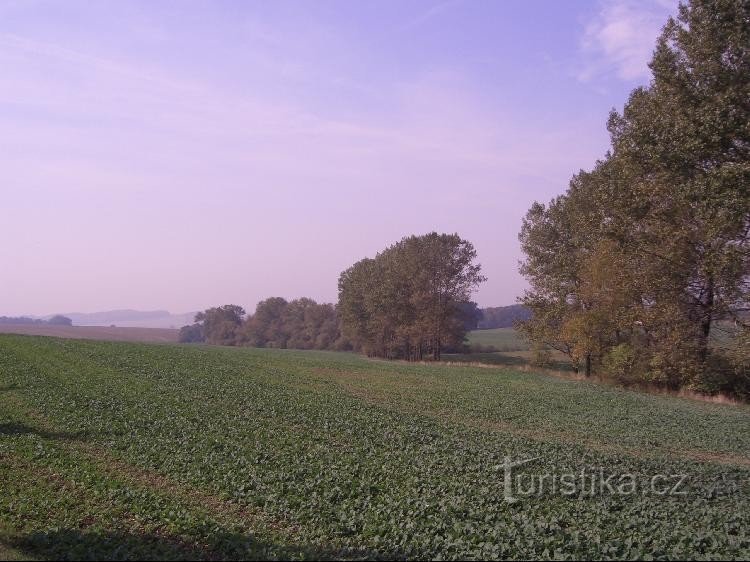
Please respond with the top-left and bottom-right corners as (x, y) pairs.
(397, 0), (463, 32)
(578, 0), (678, 82)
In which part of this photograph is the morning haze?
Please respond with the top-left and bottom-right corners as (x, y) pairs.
(2, 1), (749, 560)
(0, 0), (676, 316)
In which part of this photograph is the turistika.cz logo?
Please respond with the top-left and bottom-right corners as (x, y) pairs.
(497, 457), (689, 503)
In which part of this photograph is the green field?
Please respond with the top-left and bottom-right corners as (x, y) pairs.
(465, 328), (529, 351)
(1, 335), (749, 560)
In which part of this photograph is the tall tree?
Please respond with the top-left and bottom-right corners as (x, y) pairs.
(195, 305), (245, 346)
(338, 233), (485, 360)
(608, 0), (750, 373)
(519, 0), (750, 393)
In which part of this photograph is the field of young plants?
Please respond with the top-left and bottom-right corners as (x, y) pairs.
(465, 328), (529, 351)
(1, 334), (748, 560)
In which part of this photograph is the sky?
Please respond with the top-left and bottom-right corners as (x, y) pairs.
(0, 0), (679, 316)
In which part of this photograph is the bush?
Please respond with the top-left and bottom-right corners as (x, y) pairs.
(47, 315), (73, 326)
(602, 343), (637, 384)
(689, 349), (750, 401)
(530, 343), (552, 368)
(178, 323), (205, 343)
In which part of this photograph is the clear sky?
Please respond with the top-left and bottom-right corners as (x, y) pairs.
(1, 0), (678, 316)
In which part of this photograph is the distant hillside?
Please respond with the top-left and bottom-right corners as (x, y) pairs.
(477, 304), (530, 329)
(45, 310), (197, 329)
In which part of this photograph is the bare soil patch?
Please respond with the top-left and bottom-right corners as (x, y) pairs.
(0, 324), (178, 343)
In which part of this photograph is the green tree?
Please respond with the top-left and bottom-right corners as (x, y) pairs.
(338, 233), (485, 360)
(178, 323), (205, 343)
(519, 0), (750, 392)
(195, 305), (245, 346)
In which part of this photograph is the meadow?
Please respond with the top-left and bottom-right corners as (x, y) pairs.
(1, 334), (748, 560)
(0, 324), (179, 343)
(465, 328), (529, 352)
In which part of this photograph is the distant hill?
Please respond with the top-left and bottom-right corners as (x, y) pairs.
(44, 310), (197, 329)
(477, 304), (530, 330)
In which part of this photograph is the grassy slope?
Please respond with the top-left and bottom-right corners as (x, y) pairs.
(465, 328), (529, 351)
(0, 334), (748, 560)
(0, 324), (178, 343)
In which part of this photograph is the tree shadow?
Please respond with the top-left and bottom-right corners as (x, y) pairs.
(443, 352), (528, 367)
(0, 383), (19, 392)
(8, 528), (403, 561)
(9, 529), (208, 561)
(444, 351), (576, 372)
(0, 421), (89, 442)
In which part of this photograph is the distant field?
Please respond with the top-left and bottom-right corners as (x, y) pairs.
(443, 349), (574, 372)
(465, 327), (529, 351)
(0, 324), (178, 343)
(1, 334), (748, 560)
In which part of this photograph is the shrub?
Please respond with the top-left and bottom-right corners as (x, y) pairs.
(530, 343), (552, 368)
(178, 323), (205, 343)
(602, 343), (637, 384)
(47, 315), (73, 326)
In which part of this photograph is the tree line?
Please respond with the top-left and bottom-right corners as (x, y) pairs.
(0, 315), (72, 326)
(477, 304), (531, 329)
(180, 232), (485, 359)
(338, 232), (484, 360)
(179, 299), (344, 350)
(518, 0), (749, 397)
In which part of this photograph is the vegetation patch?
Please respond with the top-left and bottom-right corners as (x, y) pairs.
(1, 335), (748, 560)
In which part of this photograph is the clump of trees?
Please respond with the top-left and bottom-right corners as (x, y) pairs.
(0, 316), (45, 325)
(242, 297), (342, 350)
(518, 0), (750, 397)
(0, 315), (72, 326)
(178, 322), (205, 343)
(182, 233), (485, 360)
(178, 305), (245, 345)
(338, 232), (485, 360)
(47, 315), (73, 326)
(477, 304), (531, 329)
(179, 299), (344, 350)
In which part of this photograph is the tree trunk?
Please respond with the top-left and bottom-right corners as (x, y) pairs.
(585, 353), (592, 377)
(698, 277), (714, 364)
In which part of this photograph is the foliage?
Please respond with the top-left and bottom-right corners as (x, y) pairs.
(242, 297), (342, 351)
(519, 0), (750, 393)
(183, 299), (344, 351)
(46, 315), (73, 326)
(530, 342), (553, 368)
(178, 323), (205, 343)
(194, 305), (245, 346)
(476, 304), (531, 329)
(0, 316), (44, 325)
(338, 232), (485, 360)
(0, 316), (72, 326)
(602, 344), (638, 385)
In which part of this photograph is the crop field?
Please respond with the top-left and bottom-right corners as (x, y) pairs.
(0, 324), (179, 343)
(465, 328), (529, 351)
(1, 335), (749, 560)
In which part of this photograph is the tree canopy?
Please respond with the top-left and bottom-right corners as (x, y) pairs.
(338, 232), (485, 360)
(180, 299), (344, 350)
(518, 0), (750, 396)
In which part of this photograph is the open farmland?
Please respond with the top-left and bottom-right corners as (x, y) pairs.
(465, 328), (529, 351)
(0, 324), (179, 343)
(1, 334), (749, 560)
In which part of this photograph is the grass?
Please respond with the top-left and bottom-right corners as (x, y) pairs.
(0, 324), (178, 343)
(1, 334), (748, 560)
(465, 328), (529, 351)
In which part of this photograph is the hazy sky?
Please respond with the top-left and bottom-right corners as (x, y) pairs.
(1, 0), (678, 316)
